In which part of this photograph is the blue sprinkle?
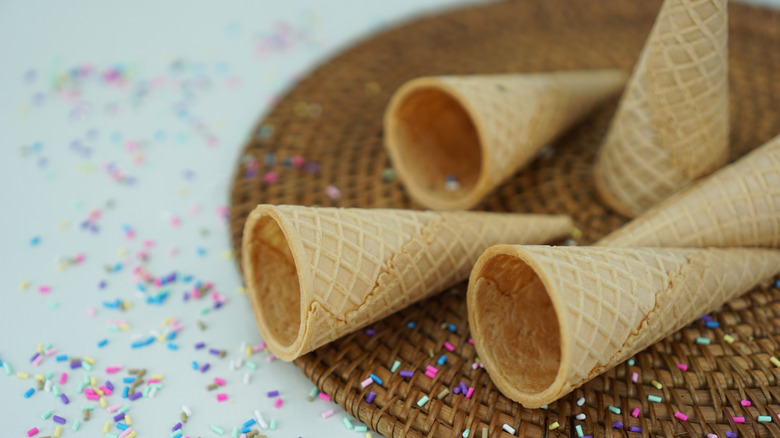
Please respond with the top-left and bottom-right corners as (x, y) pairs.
(183, 275), (194, 283)
(447, 324), (457, 333)
(30, 236), (42, 246)
(705, 321), (720, 329)
(24, 387), (35, 398)
(123, 377), (136, 383)
(241, 427), (251, 433)
(406, 321), (416, 329)
(117, 423), (129, 430)
(369, 373), (383, 385)
(196, 247), (206, 256)
(97, 338), (108, 348)
(136, 284), (146, 292)
(122, 386), (129, 398)
(437, 355), (447, 366)
(56, 355), (68, 362)
(167, 343), (179, 351)
(166, 331), (177, 341)
(192, 361), (198, 370)
(243, 419), (256, 428)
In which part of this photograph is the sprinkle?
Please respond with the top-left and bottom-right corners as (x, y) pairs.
(770, 356), (780, 368)
(417, 395), (429, 407)
(390, 361), (401, 373)
(549, 422), (560, 430)
(114, 412), (126, 421)
(217, 393), (228, 402)
(243, 372), (251, 385)
(612, 421), (623, 428)
(630, 426), (642, 433)
(723, 334), (735, 344)
(400, 370), (414, 378)
(211, 424), (225, 435)
(608, 406), (621, 414)
(676, 363), (688, 371)
(356, 425), (367, 432)
(462, 428), (470, 437)
(705, 321), (719, 328)
(695, 337), (711, 345)
(269, 419), (277, 430)
(366, 391), (376, 404)
(360, 377), (373, 388)
(757, 415), (772, 423)
(631, 372), (638, 383)
(41, 409), (53, 420)
(437, 388), (449, 399)
(632, 407), (640, 417)
(576, 397), (585, 406)
(255, 410), (268, 429)
(128, 392), (142, 401)
(182, 405), (192, 417)
(733, 416), (745, 423)
(321, 409), (334, 419)
(72, 420), (80, 432)
(307, 387), (319, 401)
(648, 395), (662, 403)
(27, 427), (39, 437)
(200, 363), (210, 373)
(325, 185), (341, 200)
(369, 373), (383, 385)
(466, 387), (475, 398)
(437, 355), (447, 366)
(60, 393), (69, 404)
(103, 422), (110, 433)
(343, 417), (353, 430)
(406, 321), (416, 329)
(319, 392), (331, 401)
(674, 412), (687, 421)
(274, 398), (283, 408)
(651, 380), (663, 390)
(726, 432), (737, 438)
(575, 413), (586, 421)
(740, 400), (751, 407)
(243, 419), (256, 428)
(18, 372), (30, 379)
(504, 424), (517, 435)
(24, 387), (35, 398)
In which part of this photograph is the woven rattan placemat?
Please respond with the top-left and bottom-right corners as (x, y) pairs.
(229, 1), (780, 436)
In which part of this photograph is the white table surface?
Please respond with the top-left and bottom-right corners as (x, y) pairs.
(1, 0), (777, 437)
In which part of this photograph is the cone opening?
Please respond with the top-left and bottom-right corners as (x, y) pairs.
(244, 211), (302, 354)
(472, 253), (561, 396)
(389, 86), (482, 204)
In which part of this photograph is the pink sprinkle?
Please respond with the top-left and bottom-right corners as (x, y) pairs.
(266, 354), (276, 362)
(44, 348), (57, 357)
(99, 386), (112, 396)
(87, 306), (96, 317)
(59, 373), (68, 385)
(321, 409), (334, 419)
(740, 400), (751, 407)
(142, 240), (155, 248)
(733, 417), (745, 423)
(118, 428), (133, 438)
(674, 411), (687, 422)
(676, 363), (688, 371)
(214, 378), (226, 386)
(466, 387), (475, 399)
(425, 371), (437, 379)
(217, 393), (228, 402)
(443, 342), (455, 352)
(319, 392), (331, 402)
(170, 216), (181, 227)
(27, 427), (39, 437)
(468, 338), (474, 344)
(106, 366), (122, 374)
(32, 356), (43, 367)
(38, 285), (51, 293)
(632, 408), (640, 418)
(291, 156), (306, 168)
(146, 379), (160, 385)
(425, 365), (438, 373)
(107, 404), (121, 413)
(253, 342), (266, 352)
(188, 203), (201, 215)
(631, 372), (638, 383)
(274, 398), (283, 408)
(75, 253), (85, 263)
(86, 394), (100, 401)
(325, 185), (341, 200)
(240, 435), (247, 438)
(263, 172), (279, 184)
(85, 388), (95, 395)
(360, 377), (373, 389)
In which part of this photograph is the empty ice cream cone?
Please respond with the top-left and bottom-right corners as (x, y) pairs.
(598, 134), (780, 247)
(242, 205), (573, 361)
(594, 0), (729, 217)
(468, 245), (780, 407)
(384, 69), (627, 210)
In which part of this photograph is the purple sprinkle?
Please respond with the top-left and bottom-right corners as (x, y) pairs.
(366, 391), (376, 403)
(99, 280), (107, 289)
(700, 314), (713, 322)
(195, 342), (205, 349)
(52, 415), (66, 424)
(172, 422), (182, 431)
(583, 436), (593, 438)
(365, 328), (376, 336)
(30, 352), (40, 362)
(209, 348), (220, 356)
(200, 363), (210, 373)
(106, 380), (114, 391)
(128, 392), (142, 401)
(612, 421), (623, 428)
(399, 370), (414, 378)
(459, 381), (468, 394)
(453, 386), (461, 394)
(630, 426), (642, 433)
(60, 393), (70, 404)
(267, 390), (279, 398)
(726, 433), (737, 438)
(70, 360), (82, 369)
(114, 412), (126, 421)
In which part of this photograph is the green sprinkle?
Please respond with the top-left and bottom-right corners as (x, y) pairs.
(210, 424), (225, 435)
(108, 326), (120, 332)
(608, 406), (621, 414)
(81, 404), (95, 411)
(540, 405), (548, 410)
(77, 382), (87, 392)
(82, 375), (90, 383)
(462, 428), (470, 437)
(72, 419), (81, 432)
(41, 409), (53, 420)
(695, 337), (710, 345)
(45, 371), (54, 380)
(308, 387), (319, 400)
(758, 416), (772, 423)
(355, 425), (368, 432)
(43, 342), (52, 350)
(575, 425), (584, 437)
(3, 362), (12, 375)
(381, 168), (396, 181)
(627, 358), (635, 366)
(648, 395), (662, 403)
(106, 434), (118, 438)
(119, 405), (130, 413)
(770, 356), (780, 368)
(45, 301), (58, 309)
(52, 385), (60, 397)
(245, 361), (257, 370)
(200, 307), (211, 315)
(82, 361), (92, 371)
(343, 417), (353, 430)
(269, 419), (277, 430)
(231, 427), (240, 438)
(390, 360), (401, 373)
(417, 395), (429, 407)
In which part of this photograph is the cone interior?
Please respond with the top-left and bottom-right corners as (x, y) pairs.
(244, 211), (302, 354)
(472, 253), (562, 396)
(389, 86), (482, 203)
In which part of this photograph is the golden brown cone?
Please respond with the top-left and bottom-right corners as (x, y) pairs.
(594, 0), (729, 217)
(384, 69), (627, 210)
(468, 245), (780, 407)
(597, 134), (780, 247)
(242, 205), (573, 361)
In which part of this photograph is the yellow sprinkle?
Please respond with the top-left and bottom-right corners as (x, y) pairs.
(571, 227), (583, 239)
(118, 248), (127, 257)
(59, 221), (69, 229)
(723, 334), (735, 344)
(119, 323), (131, 331)
(156, 335), (166, 342)
(651, 380), (663, 390)
(19, 280), (30, 290)
(83, 356), (95, 365)
(100, 396), (107, 408)
(103, 421), (110, 433)
(163, 316), (172, 325)
(293, 101), (308, 116)
(57, 262), (67, 271)
(177, 187), (190, 197)
(364, 81), (381, 96)
(221, 250), (234, 260)
(365, 433), (372, 438)
(125, 414), (132, 426)
(34, 374), (45, 381)
(122, 300), (132, 310)
(37, 344), (43, 354)
(90, 376), (98, 386)
(17, 372), (29, 379)
(770, 356), (780, 368)
(151, 374), (163, 380)
(245, 346), (253, 357)
(549, 422), (560, 430)
(237, 286), (246, 294)
(126, 432), (136, 438)
(94, 388), (104, 396)
(53, 425), (62, 438)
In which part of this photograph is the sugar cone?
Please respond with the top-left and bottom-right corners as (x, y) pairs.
(598, 134), (780, 247)
(594, 0), (729, 217)
(467, 245), (780, 408)
(242, 205), (573, 361)
(383, 69), (627, 211)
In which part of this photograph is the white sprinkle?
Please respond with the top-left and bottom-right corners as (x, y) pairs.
(243, 372), (251, 385)
(240, 342), (247, 352)
(182, 405), (192, 417)
(235, 357), (244, 368)
(576, 397), (585, 406)
(502, 424), (516, 435)
(575, 413), (586, 421)
(44, 379), (52, 392)
(149, 386), (157, 398)
(229, 360), (236, 371)
(255, 410), (268, 430)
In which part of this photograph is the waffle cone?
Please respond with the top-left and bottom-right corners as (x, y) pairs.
(468, 245), (780, 407)
(598, 134), (780, 247)
(594, 0), (729, 217)
(241, 205), (572, 361)
(384, 69), (627, 210)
